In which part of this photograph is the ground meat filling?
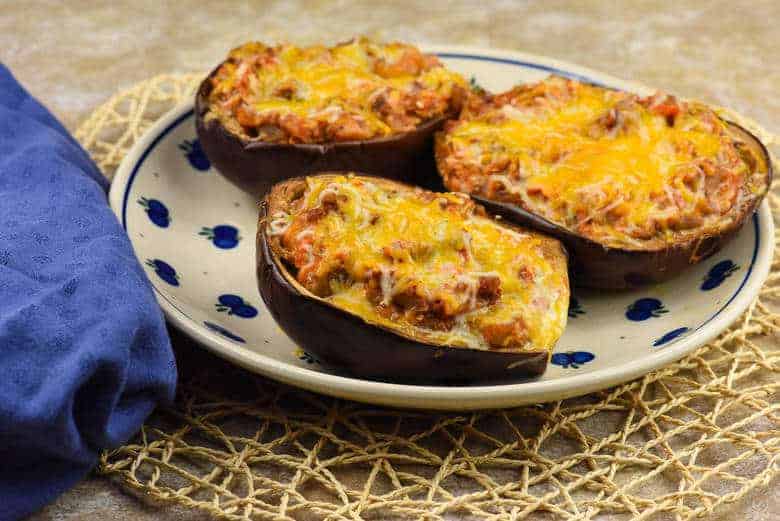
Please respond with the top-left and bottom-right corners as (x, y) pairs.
(266, 176), (569, 352)
(208, 38), (467, 144)
(278, 189), (500, 331)
(437, 76), (763, 250)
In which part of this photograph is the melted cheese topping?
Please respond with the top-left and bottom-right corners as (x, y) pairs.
(268, 175), (569, 352)
(208, 38), (467, 143)
(437, 77), (758, 249)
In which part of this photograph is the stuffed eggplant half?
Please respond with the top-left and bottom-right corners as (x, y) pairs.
(436, 76), (772, 289)
(197, 38), (468, 196)
(258, 173), (570, 383)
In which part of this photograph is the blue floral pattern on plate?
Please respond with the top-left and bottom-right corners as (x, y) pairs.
(199, 225), (240, 249)
(145, 259), (179, 286)
(626, 298), (667, 321)
(701, 260), (739, 291)
(178, 139), (210, 171)
(110, 50), (768, 409)
(204, 321), (245, 343)
(653, 327), (690, 347)
(215, 294), (258, 318)
(551, 351), (595, 369)
(138, 197), (170, 228)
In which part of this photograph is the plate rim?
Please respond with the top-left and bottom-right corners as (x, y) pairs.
(108, 45), (775, 410)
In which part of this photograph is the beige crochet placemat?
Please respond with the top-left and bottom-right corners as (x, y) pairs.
(76, 74), (780, 521)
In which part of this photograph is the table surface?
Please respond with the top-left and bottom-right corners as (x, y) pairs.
(3, 1), (778, 519)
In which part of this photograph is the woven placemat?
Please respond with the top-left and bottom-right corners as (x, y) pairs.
(76, 74), (780, 521)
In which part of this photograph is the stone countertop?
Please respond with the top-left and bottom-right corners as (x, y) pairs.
(3, 1), (778, 519)
(3, 0), (779, 135)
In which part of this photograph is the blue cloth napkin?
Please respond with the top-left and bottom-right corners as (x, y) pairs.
(0, 64), (176, 520)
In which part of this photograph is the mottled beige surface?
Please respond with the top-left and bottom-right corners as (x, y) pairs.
(3, 0), (779, 519)
(4, 0), (780, 135)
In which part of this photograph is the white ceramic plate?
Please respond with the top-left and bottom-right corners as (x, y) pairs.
(109, 46), (774, 410)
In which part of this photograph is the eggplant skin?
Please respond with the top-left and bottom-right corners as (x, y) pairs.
(444, 122), (773, 290)
(195, 66), (447, 197)
(256, 175), (555, 384)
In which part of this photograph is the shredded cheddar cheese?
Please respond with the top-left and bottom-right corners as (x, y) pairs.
(208, 38), (467, 143)
(437, 76), (765, 249)
(266, 175), (569, 352)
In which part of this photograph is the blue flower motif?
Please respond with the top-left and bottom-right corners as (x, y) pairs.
(199, 225), (240, 249)
(145, 259), (179, 286)
(653, 327), (690, 347)
(701, 260), (739, 291)
(178, 139), (210, 171)
(297, 349), (320, 365)
(204, 321), (245, 343)
(626, 298), (667, 321)
(138, 197), (170, 227)
(568, 297), (585, 318)
(215, 294), (258, 318)
(551, 351), (595, 369)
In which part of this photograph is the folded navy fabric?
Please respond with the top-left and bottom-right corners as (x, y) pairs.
(0, 64), (176, 520)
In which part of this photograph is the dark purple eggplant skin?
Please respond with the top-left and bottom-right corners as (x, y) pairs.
(256, 176), (558, 384)
(195, 66), (448, 197)
(444, 122), (772, 290)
